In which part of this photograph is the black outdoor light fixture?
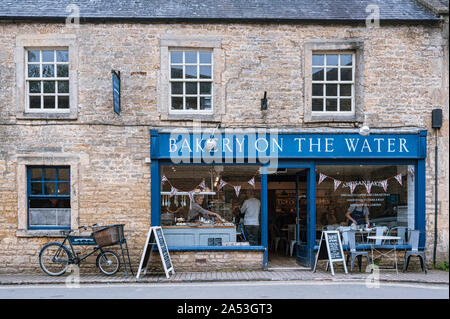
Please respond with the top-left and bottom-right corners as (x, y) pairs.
(261, 91), (268, 110)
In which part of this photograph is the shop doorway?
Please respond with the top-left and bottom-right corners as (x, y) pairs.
(267, 168), (309, 269)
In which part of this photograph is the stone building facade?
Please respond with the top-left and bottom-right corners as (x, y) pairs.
(0, 0), (448, 274)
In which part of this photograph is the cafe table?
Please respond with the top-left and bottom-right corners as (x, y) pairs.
(367, 235), (401, 274)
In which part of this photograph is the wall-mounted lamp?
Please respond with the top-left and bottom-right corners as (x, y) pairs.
(261, 91), (268, 111)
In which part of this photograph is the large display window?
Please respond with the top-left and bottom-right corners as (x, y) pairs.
(316, 165), (415, 230)
(160, 165), (261, 247)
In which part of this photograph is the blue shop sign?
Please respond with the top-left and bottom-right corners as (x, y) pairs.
(151, 130), (426, 160)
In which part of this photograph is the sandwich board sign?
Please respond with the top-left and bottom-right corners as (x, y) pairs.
(136, 226), (175, 279)
(313, 230), (347, 276)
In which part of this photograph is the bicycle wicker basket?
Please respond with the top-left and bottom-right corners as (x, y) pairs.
(92, 224), (124, 247)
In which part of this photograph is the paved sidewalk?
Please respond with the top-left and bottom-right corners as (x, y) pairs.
(0, 269), (448, 286)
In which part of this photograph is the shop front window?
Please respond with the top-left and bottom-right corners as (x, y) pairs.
(316, 165), (415, 231)
(160, 165), (261, 247)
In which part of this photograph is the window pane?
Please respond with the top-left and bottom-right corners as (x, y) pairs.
(29, 81), (41, 93)
(186, 97), (197, 110)
(185, 82), (197, 95)
(28, 64), (40, 78)
(312, 68), (324, 81)
(56, 50), (69, 62)
(340, 84), (352, 96)
(340, 98), (352, 111)
(58, 168), (70, 181)
(185, 66), (197, 79)
(28, 50), (40, 62)
(199, 66), (211, 79)
(58, 81), (69, 93)
(58, 183), (70, 195)
(312, 54), (324, 66)
(199, 51), (212, 64)
(171, 66), (183, 79)
(43, 96), (55, 109)
(171, 82), (183, 95)
(29, 96), (41, 109)
(341, 68), (352, 81)
(31, 182), (42, 195)
(171, 97), (183, 110)
(326, 84), (337, 97)
(200, 82), (211, 95)
(312, 98), (323, 111)
(326, 68), (338, 81)
(200, 97), (212, 110)
(57, 64), (69, 77)
(326, 54), (338, 66)
(326, 99), (338, 111)
(185, 51), (197, 64)
(44, 168), (57, 181)
(58, 96), (70, 109)
(44, 182), (57, 195)
(43, 81), (55, 93)
(312, 84), (323, 96)
(340, 54), (353, 66)
(42, 64), (54, 78)
(170, 51), (183, 64)
(30, 168), (42, 181)
(42, 50), (54, 62)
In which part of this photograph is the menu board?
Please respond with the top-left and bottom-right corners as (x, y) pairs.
(136, 226), (175, 279)
(313, 230), (347, 275)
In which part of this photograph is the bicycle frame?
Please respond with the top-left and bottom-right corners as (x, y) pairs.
(53, 233), (105, 265)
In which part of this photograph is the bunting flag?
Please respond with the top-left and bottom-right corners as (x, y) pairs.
(394, 173), (403, 186)
(188, 191), (194, 202)
(161, 175), (168, 184)
(217, 178), (227, 191)
(348, 182), (357, 194)
(234, 185), (241, 197)
(364, 181), (374, 194)
(333, 179), (342, 191)
(248, 177), (255, 188)
(380, 179), (388, 192)
(318, 173), (327, 185)
(198, 179), (206, 190)
(408, 166), (415, 177)
(169, 186), (177, 197)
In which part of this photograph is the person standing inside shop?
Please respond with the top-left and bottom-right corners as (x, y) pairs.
(188, 194), (222, 222)
(240, 190), (261, 245)
(345, 196), (370, 226)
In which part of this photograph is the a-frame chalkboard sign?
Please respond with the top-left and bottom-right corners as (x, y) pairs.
(136, 226), (175, 279)
(313, 230), (347, 276)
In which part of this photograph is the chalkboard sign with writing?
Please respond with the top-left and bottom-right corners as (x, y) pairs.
(313, 230), (347, 276)
(136, 226), (175, 279)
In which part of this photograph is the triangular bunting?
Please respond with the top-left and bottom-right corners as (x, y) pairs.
(380, 179), (388, 192)
(248, 177), (255, 188)
(394, 173), (403, 186)
(234, 185), (241, 197)
(217, 179), (227, 191)
(364, 181), (374, 194)
(333, 179), (342, 191)
(169, 186), (177, 197)
(318, 173), (327, 185)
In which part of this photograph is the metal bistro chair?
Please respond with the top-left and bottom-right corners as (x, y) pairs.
(384, 226), (408, 245)
(370, 226), (389, 245)
(286, 224), (296, 256)
(403, 230), (427, 273)
(345, 230), (371, 273)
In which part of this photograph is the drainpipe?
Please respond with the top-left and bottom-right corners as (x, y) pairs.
(431, 109), (442, 267)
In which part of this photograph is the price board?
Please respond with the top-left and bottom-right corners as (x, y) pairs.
(136, 226), (175, 279)
(313, 230), (347, 275)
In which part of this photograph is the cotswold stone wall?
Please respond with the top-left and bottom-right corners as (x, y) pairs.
(0, 21), (448, 273)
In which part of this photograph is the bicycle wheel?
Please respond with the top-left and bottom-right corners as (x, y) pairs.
(96, 250), (120, 275)
(39, 242), (72, 276)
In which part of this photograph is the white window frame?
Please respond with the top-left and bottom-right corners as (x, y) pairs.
(159, 35), (224, 122)
(15, 34), (78, 120)
(169, 49), (214, 114)
(25, 47), (70, 113)
(311, 51), (355, 115)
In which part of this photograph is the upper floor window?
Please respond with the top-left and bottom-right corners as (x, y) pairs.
(311, 52), (354, 114)
(26, 48), (70, 111)
(169, 50), (213, 113)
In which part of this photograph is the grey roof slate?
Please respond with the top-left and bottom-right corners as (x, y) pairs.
(0, 0), (439, 22)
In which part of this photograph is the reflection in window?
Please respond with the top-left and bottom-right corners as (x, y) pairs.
(160, 165), (261, 246)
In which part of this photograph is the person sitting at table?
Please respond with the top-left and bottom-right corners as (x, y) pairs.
(345, 197), (370, 226)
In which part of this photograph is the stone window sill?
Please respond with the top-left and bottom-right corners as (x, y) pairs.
(16, 229), (67, 238)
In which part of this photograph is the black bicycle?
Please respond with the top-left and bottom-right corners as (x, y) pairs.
(39, 224), (121, 276)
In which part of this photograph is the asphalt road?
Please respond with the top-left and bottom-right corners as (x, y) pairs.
(0, 280), (448, 300)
